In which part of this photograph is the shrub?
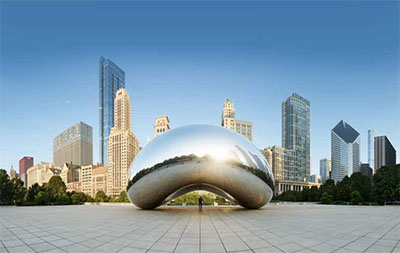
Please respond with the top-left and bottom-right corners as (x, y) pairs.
(351, 191), (363, 205)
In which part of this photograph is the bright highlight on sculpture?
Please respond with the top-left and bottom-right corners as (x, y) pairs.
(127, 124), (275, 209)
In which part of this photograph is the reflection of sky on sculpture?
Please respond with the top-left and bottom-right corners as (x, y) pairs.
(129, 124), (273, 180)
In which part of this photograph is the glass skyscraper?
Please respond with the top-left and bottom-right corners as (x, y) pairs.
(331, 120), (360, 182)
(367, 129), (377, 172)
(99, 57), (125, 166)
(282, 93), (310, 181)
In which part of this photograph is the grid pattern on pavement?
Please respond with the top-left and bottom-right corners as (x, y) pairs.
(0, 204), (399, 253)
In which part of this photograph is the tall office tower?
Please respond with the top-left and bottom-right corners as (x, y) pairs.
(374, 136), (396, 170)
(154, 116), (171, 137)
(282, 93), (310, 181)
(319, 158), (331, 183)
(107, 88), (140, 197)
(221, 98), (253, 141)
(19, 156), (33, 187)
(99, 57), (125, 166)
(262, 146), (296, 181)
(331, 120), (360, 182)
(270, 146), (285, 181)
(53, 122), (93, 167)
(368, 129), (377, 172)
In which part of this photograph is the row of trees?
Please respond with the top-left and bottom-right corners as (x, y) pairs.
(273, 165), (400, 205)
(0, 169), (130, 205)
(171, 192), (228, 205)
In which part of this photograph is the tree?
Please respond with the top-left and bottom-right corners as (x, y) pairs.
(71, 192), (86, 204)
(117, 191), (129, 203)
(11, 178), (26, 205)
(95, 190), (109, 202)
(25, 183), (41, 202)
(351, 191), (363, 205)
(319, 179), (336, 201)
(320, 192), (333, 204)
(35, 191), (50, 205)
(350, 172), (371, 203)
(47, 176), (67, 202)
(0, 169), (13, 204)
(309, 186), (320, 202)
(372, 165), (400, 204)
(336, 176), (351, 202)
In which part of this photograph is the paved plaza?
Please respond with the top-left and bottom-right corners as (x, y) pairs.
(0, 203), (399, 253)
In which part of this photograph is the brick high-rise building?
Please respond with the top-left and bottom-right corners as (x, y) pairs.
(19, 156), (33, 187)
(107, 88), (140, 197)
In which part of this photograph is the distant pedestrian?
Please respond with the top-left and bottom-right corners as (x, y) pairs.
(199, 196), (203, 210)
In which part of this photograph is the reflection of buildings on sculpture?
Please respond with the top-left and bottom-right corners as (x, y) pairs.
(26, 162), (60, 188)
(154, 116), (170, 137)
(274, 179), (321, 196)
(107, 88), (140, 197)
(80, 163), (107, 197)
(221, 98), (253, 141)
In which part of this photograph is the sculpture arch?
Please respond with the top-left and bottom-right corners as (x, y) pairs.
(127, 124), (274, 209)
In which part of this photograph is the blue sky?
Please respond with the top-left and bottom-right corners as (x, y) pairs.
(1, 1), (399, 175)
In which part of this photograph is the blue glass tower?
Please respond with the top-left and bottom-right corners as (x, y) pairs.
(99, 57), (125, 166)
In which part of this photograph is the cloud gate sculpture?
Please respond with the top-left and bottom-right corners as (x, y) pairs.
(127, 124), (275, 209)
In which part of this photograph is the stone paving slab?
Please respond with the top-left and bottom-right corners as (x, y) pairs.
(0, 204), (399, 253)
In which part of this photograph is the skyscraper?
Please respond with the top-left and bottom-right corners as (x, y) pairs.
(107, 88), (140, 197)
(154, 116), (170, 137)
(221, 98), (253, 141)
(319, 158), (331, 183)
(99, 57), (125, 166)
(282, 93), (310, 181)
(53, 122), (93, 167)
(374, 136), (396, 170)
(368, 129), (377, 172)
(331, 120), (360, 182)
(19, 156), (33, 187)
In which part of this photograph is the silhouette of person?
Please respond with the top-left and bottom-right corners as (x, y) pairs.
(199, 196), (203, 210)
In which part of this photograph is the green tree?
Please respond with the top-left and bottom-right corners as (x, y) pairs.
(117, 191), (130, 203)
(35, 191), (50, 205)
(95, 190), (109, 202)
(320, 192), (333, 204)
(71, 192), (86, 204)
(351, 191), (363, 205)
(215, 196), (228, 205)
(25, 183), (41, 202)
(0, 169), (13, 204)
(336, 176), (351, 202)
(372, 165), (400, 204)
(11, 178), (26, 205)
(319, 179), (336, 201)
(350, 172), (371, 203)
(309, 186), (320, 201)
(47, 176), (67, 202)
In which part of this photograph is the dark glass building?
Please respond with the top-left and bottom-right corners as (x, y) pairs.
(360, 163), (373, 180)
(99, 57), (125, 166)
(374, 136), (396, 170)
(282, 93), (310, 181)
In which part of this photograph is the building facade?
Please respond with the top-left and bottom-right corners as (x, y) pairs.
(80, 163), (105, 196)
(19, 156), (33, 187)
(107, 89), (140, 197)
(310, 174), (321, 184)
(99, 57), (125, 166)
(331, 120), (360, 182)
(274, 180), (321, 196)
(221, 98), (253, 141)
(374, 136), (396, 170)
(154, 116), (170, 137)
(368, 129), (377, 172)
(282, 93), (310, 181)
(26, 162), (59, 188)
(60, 163), (81, 187)
(92, 166), (108, 197)
(319, 158), (331, 183)
(53, 122), (93, 167)
(262, 145), (296, 181)
(9, 165), (17, 180)
(261, 148), (272, 169)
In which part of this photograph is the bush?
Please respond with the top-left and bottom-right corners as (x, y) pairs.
(351, 191), (363, 205)
(320, 192), (333, 204)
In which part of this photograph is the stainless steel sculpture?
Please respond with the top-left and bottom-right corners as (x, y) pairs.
(127, 124), (274, 209)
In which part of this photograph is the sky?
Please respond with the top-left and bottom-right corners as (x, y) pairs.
(1, 1), (399, 175)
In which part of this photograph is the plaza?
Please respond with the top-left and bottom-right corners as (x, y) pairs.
(0, 203), (399, 253)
